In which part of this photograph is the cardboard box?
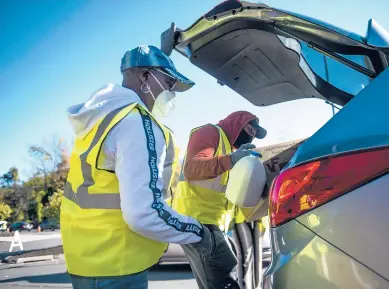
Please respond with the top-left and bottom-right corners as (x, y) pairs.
(242, 138), (306, 222)
(256, 138), (306, 187)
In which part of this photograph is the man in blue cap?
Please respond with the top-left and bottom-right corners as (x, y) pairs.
(61, 45), (212, 288)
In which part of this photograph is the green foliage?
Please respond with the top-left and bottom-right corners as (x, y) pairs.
(36, 201), (44, 222)
(0, 167), (19, 188)
(0, 202), (12, 220)
(0, 136), (69, 223)
(42, 190), (63, 220)
(17, 210), (25, 221)
(27, 190), (46, 222)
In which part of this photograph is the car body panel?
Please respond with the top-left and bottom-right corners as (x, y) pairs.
(297, 173), (389, 281)
(263, 221), (389, 289)
(288, 67), (389, 167)
(264, 220), (315, 277)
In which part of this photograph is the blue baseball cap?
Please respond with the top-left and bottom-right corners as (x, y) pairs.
(120, 45), (195, 92)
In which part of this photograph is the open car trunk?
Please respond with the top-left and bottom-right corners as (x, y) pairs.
(161, 0), (388, 107)
(161, 2), (389, 288)
(160, 0), (389, 223)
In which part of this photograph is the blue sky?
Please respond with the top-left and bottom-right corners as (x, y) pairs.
(1, 0), (388, 179)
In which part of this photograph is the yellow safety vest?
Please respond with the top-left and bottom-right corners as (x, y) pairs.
(173, 125), (245, 232)
(61, 103), (179, 277)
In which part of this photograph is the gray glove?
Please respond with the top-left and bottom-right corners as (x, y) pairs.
(230, 143), (256, 167)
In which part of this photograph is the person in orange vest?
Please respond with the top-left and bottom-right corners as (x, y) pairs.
(61, 45), (212, 289)
(173, 111), (267, 289)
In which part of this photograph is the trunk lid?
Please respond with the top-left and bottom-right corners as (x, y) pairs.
(161, 0), (388, 107)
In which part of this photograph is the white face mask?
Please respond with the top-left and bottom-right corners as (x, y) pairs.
(148, 71), (176, 118)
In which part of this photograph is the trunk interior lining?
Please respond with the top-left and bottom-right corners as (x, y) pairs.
(189, 28), (353, 106)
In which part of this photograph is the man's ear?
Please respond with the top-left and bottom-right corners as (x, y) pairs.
(139, 69), (150, 84)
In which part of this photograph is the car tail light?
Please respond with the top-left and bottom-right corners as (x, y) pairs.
(269, 147), (389, 227)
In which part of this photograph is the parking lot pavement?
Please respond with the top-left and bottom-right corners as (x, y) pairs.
(0, 261), (72, 289)
(0, 231), (271, 288)
(0, 261), (197, 289)
(0, 231), (62, 256)
(0, 231), (61, 242)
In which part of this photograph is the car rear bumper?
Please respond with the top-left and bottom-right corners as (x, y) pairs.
(263, 220), (388, 289)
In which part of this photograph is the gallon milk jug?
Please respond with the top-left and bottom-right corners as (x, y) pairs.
(225, 151), (267, 208)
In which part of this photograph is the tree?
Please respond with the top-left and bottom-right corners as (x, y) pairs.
(28, 145), (55, 192)
(42, 190), (63, 220)
(0, 167), (26, 222)
(27, 190), (46, 222)
(0, 167), (19, 188)
(28, 136), (70, 204)
(49, 138), (70, 192)
(0, 136), (70, 224)
(0, 202), (12, 220)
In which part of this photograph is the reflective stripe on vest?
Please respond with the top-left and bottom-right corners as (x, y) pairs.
(64, 103), (176, 210)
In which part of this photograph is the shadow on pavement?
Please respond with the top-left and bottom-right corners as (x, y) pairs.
(0, 272), (71, 284)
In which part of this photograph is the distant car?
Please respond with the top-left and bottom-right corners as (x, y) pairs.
(8, 221), (33, 232)
(39, 218), (60, 231)
(0, 221), (8, 232)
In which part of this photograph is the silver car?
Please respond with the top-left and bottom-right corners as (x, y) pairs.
(161, 1), (389, 288)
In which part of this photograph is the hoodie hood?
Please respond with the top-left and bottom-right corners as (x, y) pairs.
(67, 84), (145, 138)
(218, 111), (258, 146)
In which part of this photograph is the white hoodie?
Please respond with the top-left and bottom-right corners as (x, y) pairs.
(67, 84), (203, 244)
